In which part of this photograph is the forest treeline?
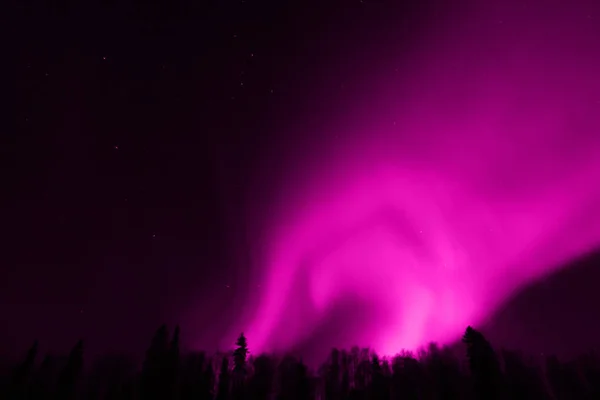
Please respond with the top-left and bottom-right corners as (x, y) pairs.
(2, 325), (600, 399)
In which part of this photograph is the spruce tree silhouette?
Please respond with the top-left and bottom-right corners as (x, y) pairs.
(232, 333), (248, 399)
(278, 355), (297, 400)
(277, 355), (311, 400)
(8, 323), (600, 399)
(7, 340), (38, 400)
(294, 359), (311, 400)
(501, 349), (549, 400)
(248, 354), (275, 400)
(324, 348), (341, 400)
(170, 326), (180, 365)
(55, 340), (84, 400)
(203, 357), (216, 400)
(423, 343), (462, 400)
(217, 355), (231, 400)
(462, 326), (504, 400)
(88, 354), (136, 400)
(545, 355), (587, 400)
(233, 333), (248, 374)
(141, 324), (170, 400)
(340, 350), (350, 400)
(180, 352), (206, 400)
(352, 349), (371, 400)
(30, 354), (57, 400)
(578, 352), (600, 399)
(391, 352), (421, 400)
(369, 354), (390, 400)
(166, 325), (181, 398)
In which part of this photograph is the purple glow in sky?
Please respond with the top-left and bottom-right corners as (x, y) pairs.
(237, 2), (600, 356)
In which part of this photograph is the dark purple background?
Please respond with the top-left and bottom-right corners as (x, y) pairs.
(5, 0), (600, 363)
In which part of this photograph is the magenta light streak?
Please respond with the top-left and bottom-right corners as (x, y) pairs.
(238, 2), (600, 357)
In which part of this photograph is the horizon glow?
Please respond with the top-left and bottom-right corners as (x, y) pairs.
(236, 2), (600, 357)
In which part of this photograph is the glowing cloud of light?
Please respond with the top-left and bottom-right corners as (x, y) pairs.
(241, 1), (600, 357)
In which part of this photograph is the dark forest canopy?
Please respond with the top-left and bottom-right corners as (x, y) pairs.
(2, 325), (600, 399)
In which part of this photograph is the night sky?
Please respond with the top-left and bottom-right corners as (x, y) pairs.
(5, 0), (600, 363)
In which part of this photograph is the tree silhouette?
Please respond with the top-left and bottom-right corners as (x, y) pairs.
(55, 340), (84, 400)
(84, 353), (135, 400)
(30, 354), (58, 400)
(7, 340), (38, 400)
(233, 333), (248, 374)
(391, 352), (422, 400)
(501, 349), (549, 400)
(294, 359), (311, 400)
(369, 354), (390, 400)
(203, 357), (216, 400)
(462, 326), (504, 400)
(248, 354), (275, 400)
(340, 350), (350, 400)
(231, 333), (248, 399)
(141, 324), (170, 400)
(324, 348), (341, 400)
(217, 355), (231, 400)
(545, 355), (586, 400)
(180, 352), (204, 400)
(577, 351), (600, 399)
(274, 355), (311, 400)
(351, 351), (371, 400)
(4, 324), (600, 399)
(166, 325), (181, 399)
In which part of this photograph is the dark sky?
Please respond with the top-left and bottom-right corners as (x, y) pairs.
(5, 0), (600, 362)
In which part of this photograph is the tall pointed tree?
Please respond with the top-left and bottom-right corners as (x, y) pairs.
(216, 356), (230, 400)
(55, 340), (84, 400)
(233, 333), (248, 373)
(462, 326), (503, 400)
(248, 354), (275, 400)
(31, 354), (57, 400)
(501, 349), (547, 400)
(370, 353), (390, 400)
(325, 348), (341, 400)
(166, 325), (181, 398)
(203, 359), (216, 400)
(170, 325), (180, 362)
(8, 340), (39, 400)
(141, 324), (170, 400)
(231, 333), (248, 400)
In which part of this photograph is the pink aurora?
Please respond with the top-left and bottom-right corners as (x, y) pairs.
(237, 1), (600, 356)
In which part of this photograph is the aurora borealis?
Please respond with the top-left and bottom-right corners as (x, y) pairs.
(239, 0), (600, 357)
